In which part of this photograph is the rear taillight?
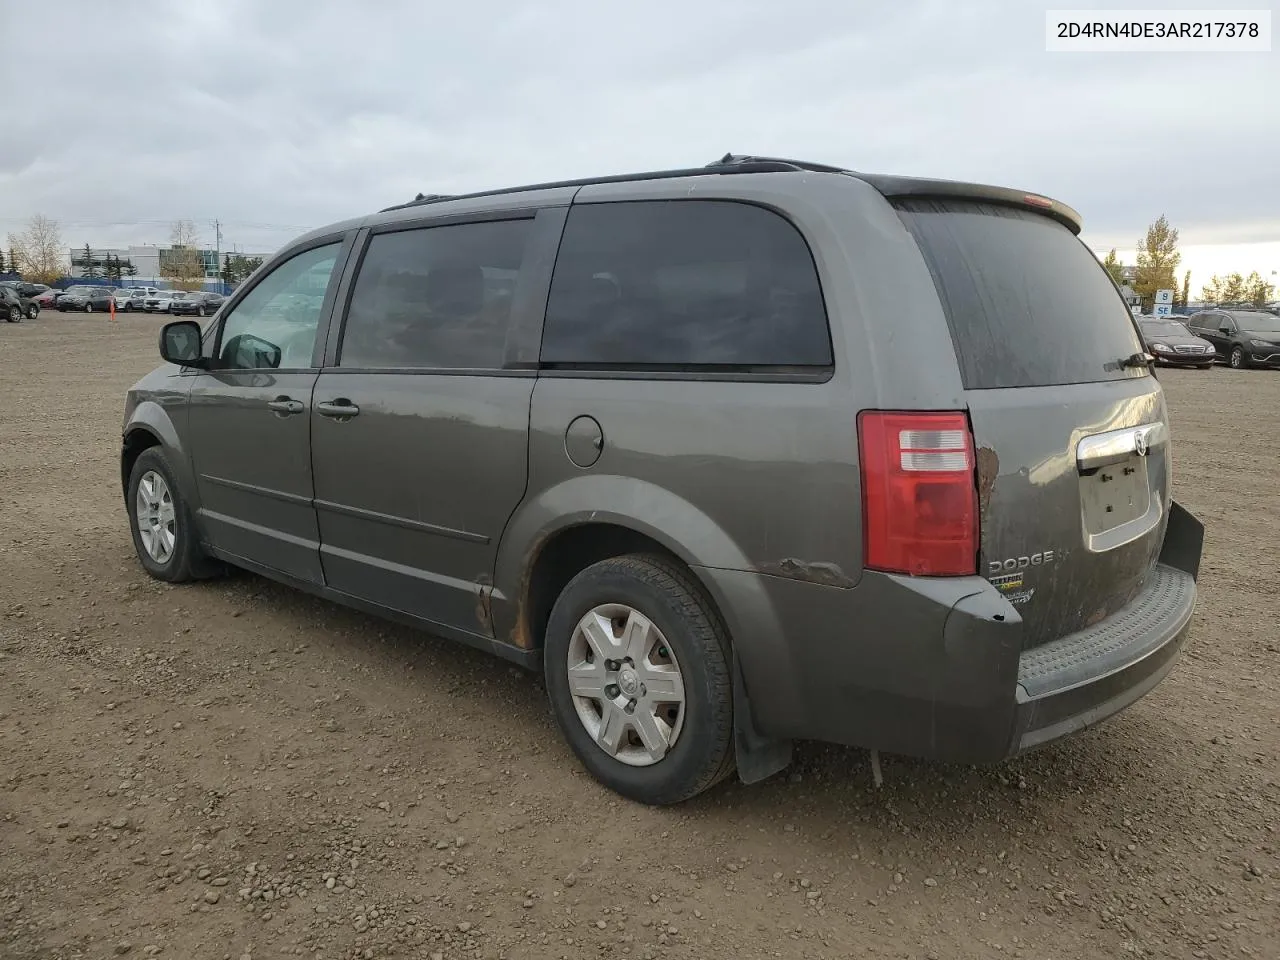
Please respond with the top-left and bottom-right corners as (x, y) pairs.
(857, 411), (978, 577)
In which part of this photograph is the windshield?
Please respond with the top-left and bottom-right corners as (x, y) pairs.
(1140, 320), (1191, 337)
(1234, 313), (1280, 332)
(64, 286), (94, 295)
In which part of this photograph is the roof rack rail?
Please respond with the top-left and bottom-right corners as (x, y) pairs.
(379, 154), (845, 213)
(707, 153), (850, 174)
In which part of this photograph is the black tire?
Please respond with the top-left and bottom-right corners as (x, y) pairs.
(84, 302), (93, 313)
(126, 447), (221, 583)
(27, 305), (38, 319)
(197, 306), (206, 317)
(1229, 346), (1246, 369)
(6, 305), (19, 323)
(543, 553), (735, 805)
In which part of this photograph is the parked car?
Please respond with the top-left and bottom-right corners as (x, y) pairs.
(121, 154), (1204, 805)
(32, 288), (62, 311)
(1137, 318), (1215, 367)
(0, 281), (43, 320)
(56, 285), (116, 312)
(1186, 309), (1280, 368)
(1, 284), (31, 322)
(114, 287), (159, 311)
(168, 291), (225, 317)
(142, 291), (179, 313)
(1, 281), (52, 301)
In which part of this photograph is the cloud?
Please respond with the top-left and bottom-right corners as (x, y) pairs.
(2, 0), (1276, 256)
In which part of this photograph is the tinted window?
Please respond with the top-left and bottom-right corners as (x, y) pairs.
(339, 219), (533, 370)
(217, 242), (341, 370)
(541, 200), (831, 368)
(896, 199), (1146, 389)
(1231, 312), (1280, 332)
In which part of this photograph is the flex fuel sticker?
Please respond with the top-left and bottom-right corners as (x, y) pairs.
(989, 572), (1036, 606)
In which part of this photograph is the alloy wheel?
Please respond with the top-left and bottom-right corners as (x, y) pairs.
(135, 470), (177, 564)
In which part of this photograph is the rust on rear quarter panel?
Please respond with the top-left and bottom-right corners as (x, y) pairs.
(975, 446), (999, 519)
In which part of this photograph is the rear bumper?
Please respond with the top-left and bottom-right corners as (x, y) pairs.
(698, 501), (1204, 764)
(1011, 563), (1195, 754)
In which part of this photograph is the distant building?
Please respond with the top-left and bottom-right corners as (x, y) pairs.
(68, 244), (273, 290)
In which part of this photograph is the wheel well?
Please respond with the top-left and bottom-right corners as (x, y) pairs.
(520, 523), (700, 651)
(121, 428), (161, 494)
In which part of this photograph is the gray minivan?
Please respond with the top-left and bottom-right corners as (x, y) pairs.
(121, 155), (1204, 805)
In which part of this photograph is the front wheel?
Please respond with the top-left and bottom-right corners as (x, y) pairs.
(1230, 346), (1246, 369)
(6, 305), (20, 322)
(543, 554), (735, 805)
(197, 306), (206, 317)
(84, 302), (93, 313)
(126, 447), (220, 582)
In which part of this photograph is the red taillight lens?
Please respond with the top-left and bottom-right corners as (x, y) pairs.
(857, 411), (978, 577)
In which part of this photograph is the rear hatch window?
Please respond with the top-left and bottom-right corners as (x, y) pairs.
(895, 199), (1148, 390)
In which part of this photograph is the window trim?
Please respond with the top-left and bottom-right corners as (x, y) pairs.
(323, 207), (565, 376)
(535, 197), (835, 381)
(208, 232), (355, 373)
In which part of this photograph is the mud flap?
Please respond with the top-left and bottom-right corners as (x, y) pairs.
(1159, 499), (1204, 582)
(733, 654), (793, 784)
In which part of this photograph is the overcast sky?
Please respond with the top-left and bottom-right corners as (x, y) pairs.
(1, 0), (1277, 281)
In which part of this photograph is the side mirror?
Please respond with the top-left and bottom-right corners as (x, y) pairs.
(222, 333), (282, 370)
(159, 319), (205, 367)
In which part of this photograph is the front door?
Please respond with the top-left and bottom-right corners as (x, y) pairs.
(310, 214), (549, 637)
(185, 239), (348, 583)
(1196, 312), (1231, 358)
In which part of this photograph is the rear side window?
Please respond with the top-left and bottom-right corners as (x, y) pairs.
(542, 200), (831, 369)
(896, 199), (1146, 390)
(339, 219), (533, 370)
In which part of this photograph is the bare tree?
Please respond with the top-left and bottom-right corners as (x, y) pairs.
(161, 220), (207, 291)
(6, 215), (66, 283)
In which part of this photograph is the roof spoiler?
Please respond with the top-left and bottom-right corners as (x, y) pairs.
(852, 173), (1083, 234)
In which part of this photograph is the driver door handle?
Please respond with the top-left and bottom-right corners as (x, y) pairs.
(266, 397), (304, 416)
(316, 399), (360, 419)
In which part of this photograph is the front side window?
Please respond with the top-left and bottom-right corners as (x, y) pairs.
(216, 242), (341, 370)
(541, 200), (831, 368)
(338, 218), (534, 370)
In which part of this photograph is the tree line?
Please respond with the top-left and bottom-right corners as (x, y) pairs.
(1102, 215), (1275, 311)
(3, 214), (263, 289)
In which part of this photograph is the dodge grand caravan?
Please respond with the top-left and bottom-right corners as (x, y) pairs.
(121, 155), (1204, 805)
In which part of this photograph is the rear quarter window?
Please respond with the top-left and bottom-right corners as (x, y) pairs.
(896, 199), (1147, 390)
(541, 200), (832, 370)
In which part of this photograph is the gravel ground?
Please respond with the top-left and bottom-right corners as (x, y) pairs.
(1, 313), (1277, 960)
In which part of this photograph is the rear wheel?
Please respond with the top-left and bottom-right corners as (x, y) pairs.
(543, 554), (734, 805)
(26, 305), (38, 319)
(1230, 346), (1247, 369)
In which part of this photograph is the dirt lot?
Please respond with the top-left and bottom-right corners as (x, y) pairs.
(1, 312), (1276, 960)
